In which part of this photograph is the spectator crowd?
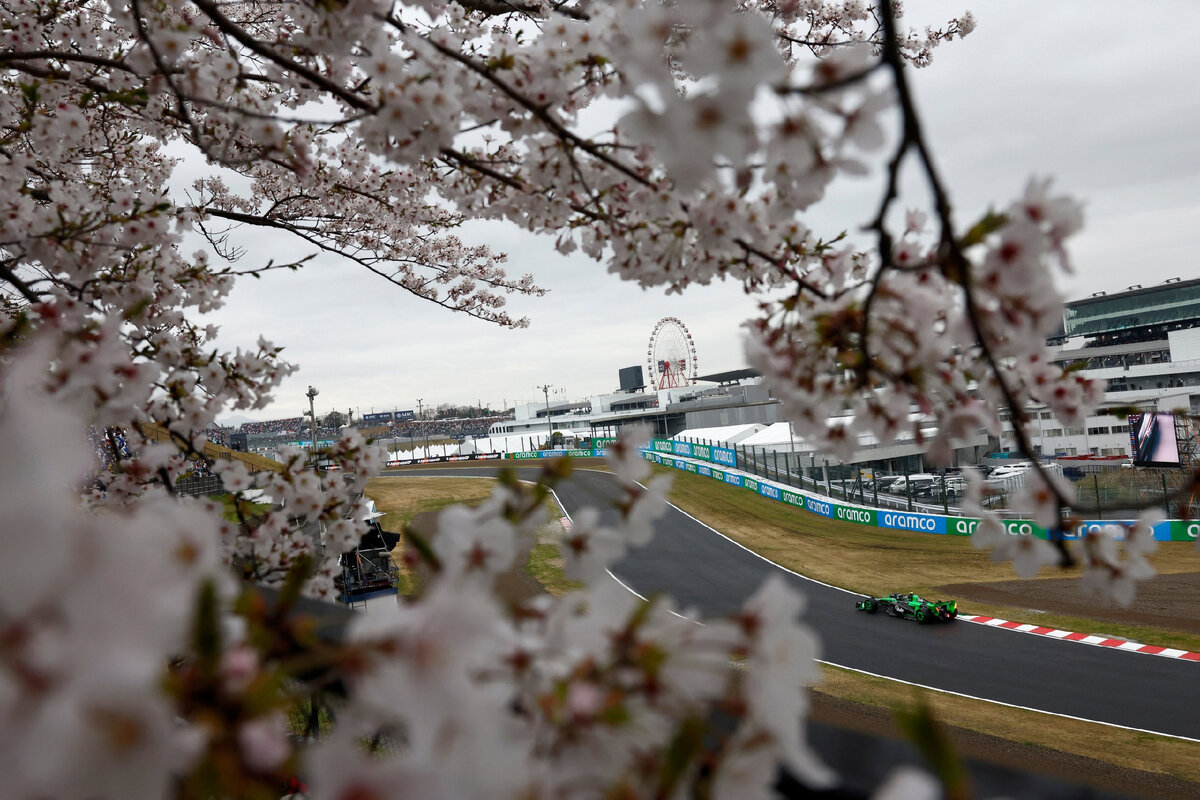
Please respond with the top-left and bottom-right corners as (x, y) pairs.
(202, 412), (515, 453)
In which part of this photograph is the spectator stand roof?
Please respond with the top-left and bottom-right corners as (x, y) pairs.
(693, 368), (761, 385)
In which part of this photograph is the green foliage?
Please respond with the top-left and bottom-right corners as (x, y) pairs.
(896, 694), (971, 800)
(959, 209), (1007, 248)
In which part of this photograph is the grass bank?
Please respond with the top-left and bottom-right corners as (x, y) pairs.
(363, 475), (578, 596)
(367, 465), (1200, 785)
(651, 464), (1200, 652)
(816, 664), (1200, 785)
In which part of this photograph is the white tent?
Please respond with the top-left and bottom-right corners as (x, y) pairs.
(672, 423), (764, 446)
(739, 422), (805, 450)
(384, 442), (462, 463)
(459, 433), (547, 455)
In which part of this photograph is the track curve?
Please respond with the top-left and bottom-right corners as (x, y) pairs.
(383, 466), (1200, 740)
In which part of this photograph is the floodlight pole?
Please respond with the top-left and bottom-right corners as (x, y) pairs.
(305, 385), (319, 466)
(538, 384), (553, 448)
(787, 420), (797, 485)
(417, 398), (427, 455)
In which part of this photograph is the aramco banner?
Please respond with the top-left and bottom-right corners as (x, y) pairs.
(505, 449), (607, 460)
(655, 438), (738, 469)
(642, 445), (1182, 542)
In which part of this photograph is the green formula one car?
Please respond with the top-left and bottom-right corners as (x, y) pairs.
(855, 592), (957, 623)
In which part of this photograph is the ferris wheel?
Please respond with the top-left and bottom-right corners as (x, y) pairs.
(647, 317), (698, 390)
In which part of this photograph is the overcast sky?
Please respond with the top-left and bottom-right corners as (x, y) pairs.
(202, 1), (1200, 425)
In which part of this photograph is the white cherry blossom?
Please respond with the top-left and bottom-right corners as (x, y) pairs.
(0, 0), (1111, 794)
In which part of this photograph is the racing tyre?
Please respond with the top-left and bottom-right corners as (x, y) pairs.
(860, 598), (876, 613)
(916, 607), (931, 624)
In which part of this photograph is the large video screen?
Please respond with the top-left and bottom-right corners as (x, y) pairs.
(618, 365), (645, 391)
(1128, 412), (1181, 467)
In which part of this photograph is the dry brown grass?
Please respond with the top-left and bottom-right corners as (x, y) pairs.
(363, 475), (580, 596)
(364, 475), (496, 533)
(657, 464), (1200, 786)
(364, 476), (496, 594)
(366, 467), (1200, 784)
(818, 664), (1200, 784)
(655, 464), (1200, 650)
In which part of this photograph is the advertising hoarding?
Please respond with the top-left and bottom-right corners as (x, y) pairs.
(642, 438), (1190, 544)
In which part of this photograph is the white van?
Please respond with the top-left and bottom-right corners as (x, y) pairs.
(989, 462), (1032, 478)
(888, 473), (939, 494)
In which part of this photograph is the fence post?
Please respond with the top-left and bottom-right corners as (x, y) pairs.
(772, 450), (780, 482)
(1162, 472), (1171, 516)
(942, 472), (949, 515)
(824, 460), (831, 496)
(1093, 473), (1102, 520)
(905, 462), (912, 512)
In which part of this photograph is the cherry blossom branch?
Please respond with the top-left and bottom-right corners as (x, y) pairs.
(440, 147), (611, 224)
(0, 260), (45, 304)
(871, 0), (1072, 560)
(404, 18), (654, 190)
(780, 62), (884, 95)
(459, 0), (590, 20)
(188, 0), (376, 113)
(201, 207), (537, 325)
(130, 0), (212, 157)
(0, 49), (140, 73)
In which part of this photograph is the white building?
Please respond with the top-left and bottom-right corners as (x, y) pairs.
(999, 278), (1200, 459)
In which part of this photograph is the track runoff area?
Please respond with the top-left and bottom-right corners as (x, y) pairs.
(382, 462), (1200, 743)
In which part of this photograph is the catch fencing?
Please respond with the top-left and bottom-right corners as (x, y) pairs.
(643, 439), (1198, 543)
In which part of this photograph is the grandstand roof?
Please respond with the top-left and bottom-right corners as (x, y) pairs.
(1063, 277), (1200, 337)
(694, 368), (760, 385)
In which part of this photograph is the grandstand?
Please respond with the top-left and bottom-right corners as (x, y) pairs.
(139, 422), (282, 473)
(1005, 277), (1200, 459)
(220, 412), (515, 462)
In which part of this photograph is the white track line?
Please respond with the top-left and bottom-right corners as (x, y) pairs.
(817, 661), (1200, 744)
(388, 466), (1200, 740)
(572, 471), (1200, 740)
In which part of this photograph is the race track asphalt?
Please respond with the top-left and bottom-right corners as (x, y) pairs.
(386, 465), (1200, 741)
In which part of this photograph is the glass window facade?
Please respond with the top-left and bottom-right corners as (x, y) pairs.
(1064, 280), (1200, 337)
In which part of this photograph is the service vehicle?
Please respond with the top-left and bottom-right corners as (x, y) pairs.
(887, 474), (939, 495)
(855, 592), (958, 623)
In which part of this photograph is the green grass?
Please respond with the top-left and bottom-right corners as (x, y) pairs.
(216, 495), (273, 524)
(525, 542), (583, 596)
